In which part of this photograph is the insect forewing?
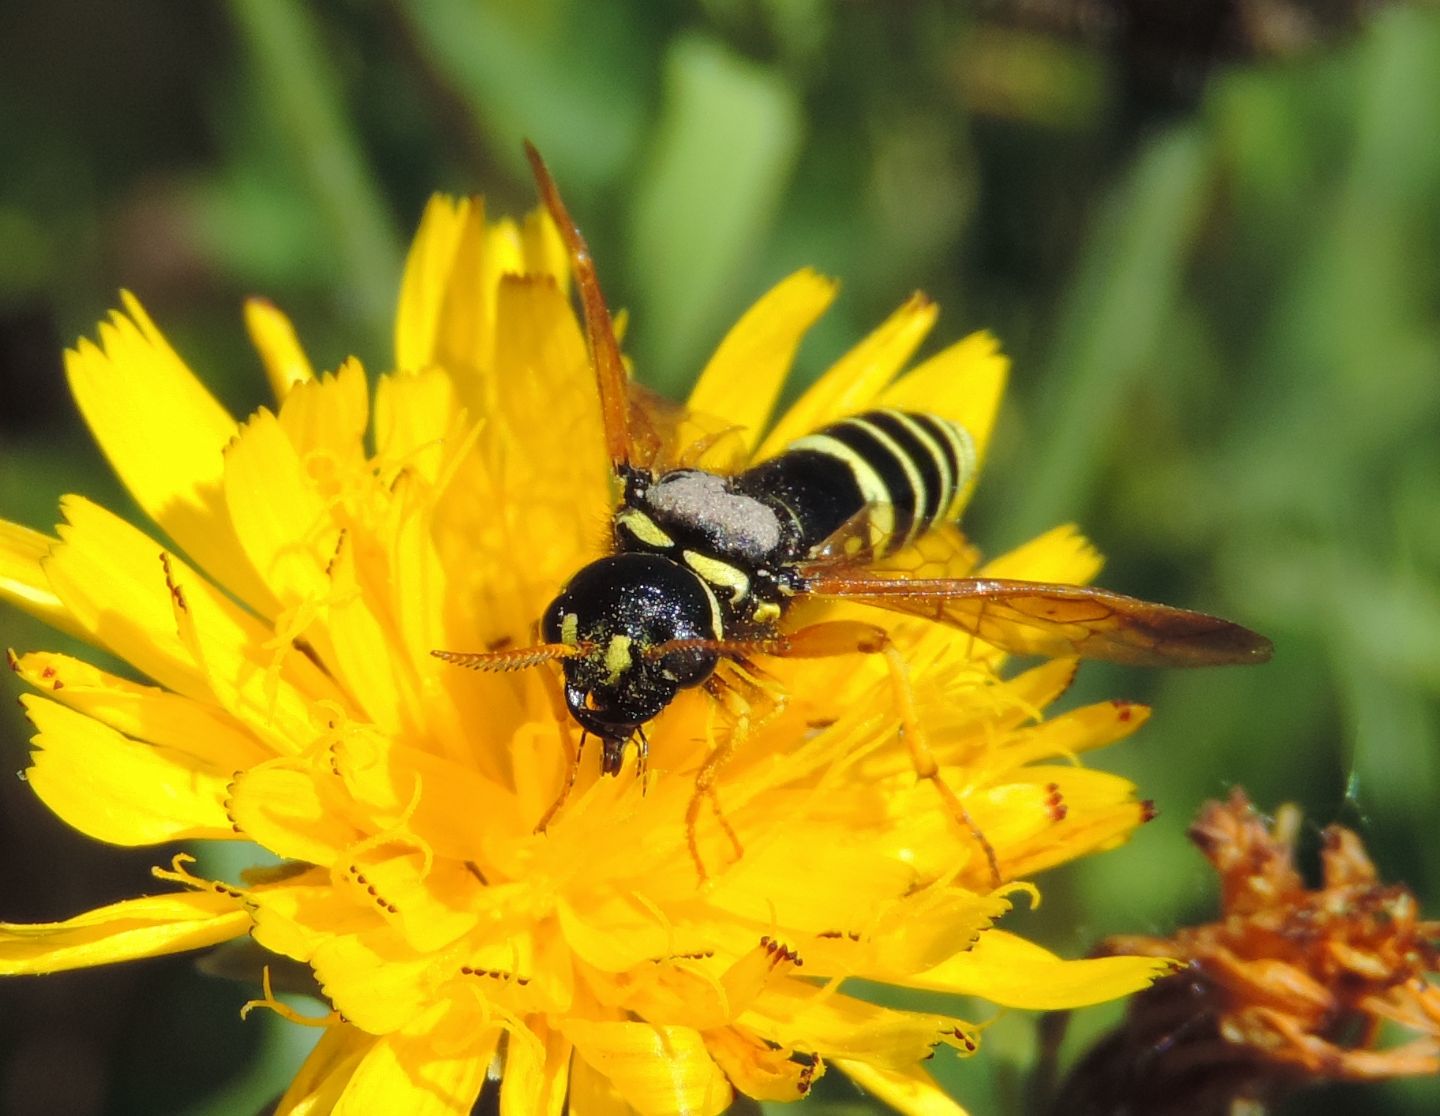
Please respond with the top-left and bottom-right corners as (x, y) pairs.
(800, 571), (1274, 667)
(525, 142), (636, 476)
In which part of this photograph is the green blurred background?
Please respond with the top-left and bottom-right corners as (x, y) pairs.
(1, 1), (1438, 1113)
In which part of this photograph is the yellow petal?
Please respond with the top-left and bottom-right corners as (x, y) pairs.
(156, 537), (346, 751)
(373, 413), (469, 707)
(395, 195), (474, 374)
(492, 274), (609, 520)
(275, 358), (370, 469)
(756, 292), (937, 459)
(45, 497), (347, 752)
(688, 268), (837, 453)
(228, 762), (364, 866)
(500, 1018), (571, 1116)
(275, 1024), (373, 1116)
(522, 206), (568, 290)
(333, 1007), (495, 1116)
(374, 367), (458, 489)
(447, 273), (610, 634)
(318, 525), (409, 735)
(849, 890), (1006, 979)
(436, 207), (524, 391)
(225, 406), (338, 608)
(245, 297), (316, 400)
(343, 841), (483, 954)
(585, 959), (734, 1033)
(0, 519), (86, 640)
(998, 768), (1152, 879)
(332, 735), (521, 861)
(999, 698), (1151, 769)
(556, 891), (706, 975)
(703, 1025), (822, 1102)
(747, 984), (975, 1068)
(980, 523), (1103, 584)
(22, 694), (237, 845)
(221, 408), (401, 730)
(562, 1020), (732, 1116)
(246, 866), (371, 965)
(43, 495), (212, 699)
(834, 1059), (971, 1116)
(0, 890), (249, 974)
(398, 198), (539, 403)
(65, 293), (275, 613)
(566, 1053), (636, 1116)
(704, 825), (919, 931)
(905, 928), (1172, 1009)
(10, 651), (269, 769)
(311, 932), (439, 1034)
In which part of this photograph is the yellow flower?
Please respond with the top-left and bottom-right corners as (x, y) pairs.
(0, 193), (1171, 1115)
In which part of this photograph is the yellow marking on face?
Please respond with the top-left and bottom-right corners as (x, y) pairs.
(560, 612), (580, 647)
(752, 600), (781, 625)
(682, 550), (750, 603)
(603, 635), (634, 686)
(616, 508), (675, 549)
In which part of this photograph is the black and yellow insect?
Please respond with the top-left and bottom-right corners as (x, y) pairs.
(435, 145), (1272, 795)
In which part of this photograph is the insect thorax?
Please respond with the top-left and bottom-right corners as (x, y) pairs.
(613, 408), (976, 631)
(628, 470), (786, 561)
(611, 469), (792, 632)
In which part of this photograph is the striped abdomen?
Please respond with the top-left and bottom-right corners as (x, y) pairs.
(736, 409), (977, 559)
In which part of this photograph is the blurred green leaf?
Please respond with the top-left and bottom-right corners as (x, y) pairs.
(227, 0), (403, 360)
(1006, 125), (1212, 545)
(402, 0), (651, 191)
(626, 34), (802, 393)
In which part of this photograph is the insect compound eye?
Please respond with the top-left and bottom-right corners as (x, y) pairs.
(539, 594), (573, 646)
(655, 644), (718, 689)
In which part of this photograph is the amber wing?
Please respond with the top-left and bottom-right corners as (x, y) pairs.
(525, 142), (751, 479)
(801, 571), (1273, 668)
(525, 142), (637, 475)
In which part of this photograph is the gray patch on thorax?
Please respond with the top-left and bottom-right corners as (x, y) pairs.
(643, 471), (782, 562)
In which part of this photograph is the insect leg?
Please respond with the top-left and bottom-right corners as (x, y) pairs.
(686, 668), (779, 881)
(689, 681), (744, 882)
(769, 620), (1003, 888)
(535, 729), (587, 834)
(634, 726), (650, 784)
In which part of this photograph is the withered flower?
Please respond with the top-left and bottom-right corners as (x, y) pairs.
(1049, 788), (1440, 1114)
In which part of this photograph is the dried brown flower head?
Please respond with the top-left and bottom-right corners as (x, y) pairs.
(1050, 788), (1440, 1114)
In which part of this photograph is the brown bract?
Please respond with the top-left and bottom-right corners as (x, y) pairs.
(1053, 788), (1440, 1114)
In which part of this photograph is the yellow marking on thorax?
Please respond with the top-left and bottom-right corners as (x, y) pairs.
(682, 550), (750, 604)
(695, 572), (725, 640)
(603, 635), (634, 686)
(616, 508), (675, 549)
